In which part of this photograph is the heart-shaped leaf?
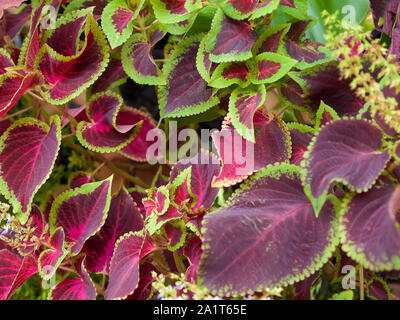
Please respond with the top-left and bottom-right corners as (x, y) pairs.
(287, 123), (314, 165)
(199, 164), (339, 295)
(49, 177), (113, 255)
(0, 116), (61, 223)
(252, 24), (290, 55)
(209, 61), (251, 89)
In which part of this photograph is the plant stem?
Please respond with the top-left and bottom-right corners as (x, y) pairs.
(3, 105), (34, 120)
(173, 250), (185, 275)
(63, 138), (148, 188)
(359, 266), (364, 300)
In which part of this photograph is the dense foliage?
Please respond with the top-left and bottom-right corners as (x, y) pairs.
(0, 0), (400, 300)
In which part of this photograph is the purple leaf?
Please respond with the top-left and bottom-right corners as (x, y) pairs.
(122, 26), (166, 85)
(105, 232), (144, 300)
(301, 64), (364, 116)
(199, 164), (338, 295)
(206, 10), (257, 63)
(160, 34), (219, 118)
(0, 249), (37, 300)
(341, 178), (400, 271)
(183, 235), (202, 283)
(253, 24), (289, 55)
(228, 85), (266, 142)
(83, 188), (144, 273)
(211, 111), (291, 188)
(38, 227), (67, 279)
(0, 116), (61, 222)
(303, 119), (390, 198)
(49, 256), (96, 300)
(165, 221), (186, 251)
(37, 13), (110, 104)
(127, 262), (156, 300)
(0, 72), (40, 119)
(76, 92), (142, 153)
(49, 177), (113, 255)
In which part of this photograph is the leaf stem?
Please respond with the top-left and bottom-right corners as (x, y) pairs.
(3, 105), (35, 120)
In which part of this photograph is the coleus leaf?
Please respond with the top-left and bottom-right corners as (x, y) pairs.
(279, 77), (306, 109)
(83, 188), (144, 273)
(36, 12), (110, 105)
(0, 249), (37, 300)
(0, 116), (61, 223)
(302, 119), (390, 200)
(76, 92), (142, 153)
(38, 227), (68, 280)
(0, 0), (25, 19)
(159, 34), (219, 118)
(150, 0), (202, 23)
(211, 111), (291, 187)
(252, 24), (290, 55)
(206, 9), (257, 63)
(119, 107), (157, 162)
(250, 0), (280, 20)
(199, 164), (339, 295)
(249, 52), (297, 84)
(49, 256), (96, 300)
(127, 262), (156, 300)
(340, 177), (400, 271)
(0, 72), (40, 120)
(105, 231), (152, 300)
(209, 61), (251, 88)
(121, 25), (166, 85)
(183, 235), (202, 283)
(49, 177), (113, 255)
(369, 0), (392, 30)
(165, 220), (186, 251)
(102, 0), (145, 49)
(229, 84), (266, 142)
(300, 64), (364, 116)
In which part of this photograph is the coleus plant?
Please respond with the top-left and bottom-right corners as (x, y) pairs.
(0, 0), (399, 301)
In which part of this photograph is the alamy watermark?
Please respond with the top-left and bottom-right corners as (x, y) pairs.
(145, 121), (255, 175)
